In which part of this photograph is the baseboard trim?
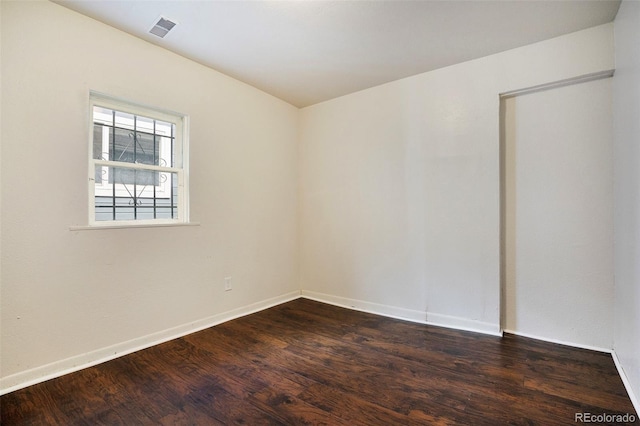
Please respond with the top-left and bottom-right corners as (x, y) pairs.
(300, 290), (501, 336)
(612, 351), (640, 415)
(501, 329), (613, 354)
(426, 311), (502, 337)
(0, 290), (300, 395)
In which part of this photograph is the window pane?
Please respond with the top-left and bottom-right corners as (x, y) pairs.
(112, 128), (134, 163)
(114, 110), (134, 130)
(155, 208), (174, 219)
(112, 167), (157, 186)
(93, 124), (109, 160)
(156, 120), (173, 137)
(93, 106), (113, 126)
(136, 115), (155, 134)
(135, 131), (157, 166)
(93, 124), (108, 184)
(114, 206), (135, 221)
(157, 135), (173, 167)
(99, 118), (172, 167)
(112, 128), (160, 168)
(94, 165), (178, 222)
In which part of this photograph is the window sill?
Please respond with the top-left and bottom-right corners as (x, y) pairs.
(69, 222), (200, 231)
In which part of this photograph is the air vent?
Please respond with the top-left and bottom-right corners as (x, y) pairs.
(149, 16), (177, 38)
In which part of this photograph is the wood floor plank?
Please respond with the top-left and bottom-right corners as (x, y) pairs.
(524, 375), (636, 413)
(0, 386), (72, 426)
(297, 381), (449, 426)
(249, 386), (353, 426)
(1, 298), (637, 425)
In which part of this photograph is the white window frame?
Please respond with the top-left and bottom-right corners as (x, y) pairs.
(88, 92), (190, 227)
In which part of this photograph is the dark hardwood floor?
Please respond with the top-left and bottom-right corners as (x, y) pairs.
(1, 298), (637, 425)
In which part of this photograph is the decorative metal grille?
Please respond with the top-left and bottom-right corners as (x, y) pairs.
(92, 106), (179, 221)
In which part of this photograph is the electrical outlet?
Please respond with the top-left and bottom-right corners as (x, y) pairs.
(224, 276), (232, 291)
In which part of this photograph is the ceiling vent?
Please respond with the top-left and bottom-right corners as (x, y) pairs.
(149, 16), (177, 38)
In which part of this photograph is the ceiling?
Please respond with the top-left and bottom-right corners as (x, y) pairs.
(54, 0), (621, 108)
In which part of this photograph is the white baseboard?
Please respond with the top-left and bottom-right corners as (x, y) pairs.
(301, 290), (502, 336)
(501, 329), (612, 354)
(426, 311), (502, 336)
(612, 351), (640, 416)
(0, 290), (300, 395)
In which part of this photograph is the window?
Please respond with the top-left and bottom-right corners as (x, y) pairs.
(89, 93), (189, 226)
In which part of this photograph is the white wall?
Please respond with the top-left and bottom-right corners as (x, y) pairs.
(613, 0), (640, 409)
(503, 78), (614, 350)
(0, 1), (299, 391)
(299, 24), (614, 335)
